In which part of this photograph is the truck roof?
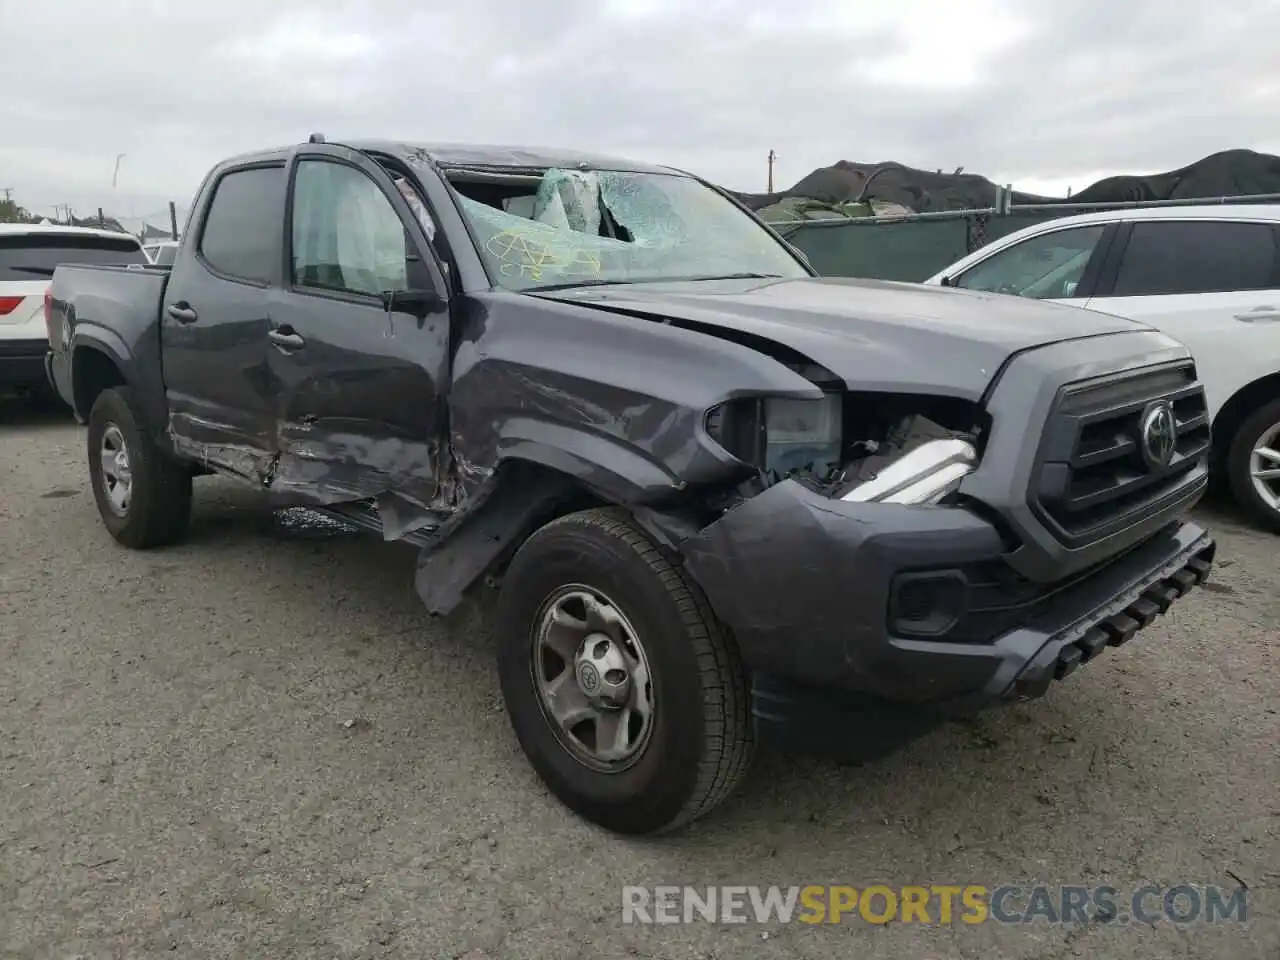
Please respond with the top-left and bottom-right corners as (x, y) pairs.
(218, 139), (682, 176)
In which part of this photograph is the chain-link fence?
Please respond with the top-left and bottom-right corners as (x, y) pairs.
(2, 203), (186, 244)
(776, 193), (1280, 283)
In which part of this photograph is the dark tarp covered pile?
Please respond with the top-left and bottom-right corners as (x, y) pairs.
(733, 148), (1280, 219)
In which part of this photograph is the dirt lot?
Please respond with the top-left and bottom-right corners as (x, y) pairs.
(1, 398), (1276, 960)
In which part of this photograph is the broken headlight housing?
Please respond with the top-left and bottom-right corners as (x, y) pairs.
(841, 437), (978, 505)
(704, 394), (843, 478)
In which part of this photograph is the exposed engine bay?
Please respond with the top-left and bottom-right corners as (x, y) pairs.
(704, 357), (988, 508)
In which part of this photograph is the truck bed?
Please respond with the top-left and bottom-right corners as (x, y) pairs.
(47, 263), (171, 425)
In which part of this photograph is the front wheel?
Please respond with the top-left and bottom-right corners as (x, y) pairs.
(87, 386), (193, 548)
(496, 508), (754, 834)
(1226, 397), (1280, 534)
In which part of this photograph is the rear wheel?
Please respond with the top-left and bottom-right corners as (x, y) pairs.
(87, 387), (193, 548)
(496, 508), (754, 834)
(1226, 398), (1280, 534)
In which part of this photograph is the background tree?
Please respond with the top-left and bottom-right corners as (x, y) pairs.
(0, 193), (37, 223)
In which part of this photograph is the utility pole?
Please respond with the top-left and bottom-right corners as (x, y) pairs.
(767, 150), (777, 193)
(169, 201), (179, 240)
(1, 188), (11, 203)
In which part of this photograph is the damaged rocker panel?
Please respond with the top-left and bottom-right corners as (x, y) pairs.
(167, 410), (485, 543)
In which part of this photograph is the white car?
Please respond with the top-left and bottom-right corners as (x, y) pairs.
(925, 204), (1280, 532)
(0, 223), (148, 400)
(142, 240), (179, 266)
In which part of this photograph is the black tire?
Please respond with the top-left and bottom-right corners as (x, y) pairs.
(496, 507), (754, 834)
(87, 386), (193, 548)
(1226, 397), (1280, 534)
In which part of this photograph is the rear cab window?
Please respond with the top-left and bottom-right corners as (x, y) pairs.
(1111, 220), (1280, 296)
(0, 233), (146, 281)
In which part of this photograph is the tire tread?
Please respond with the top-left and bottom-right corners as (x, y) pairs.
(89, 387), (192, 548)
(532, 507), (754, 832)
(1226, 396), (1280, 535)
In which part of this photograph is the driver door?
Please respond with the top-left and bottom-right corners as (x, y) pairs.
(949, 223), (1118, 303)
(265, 145), (453, 509)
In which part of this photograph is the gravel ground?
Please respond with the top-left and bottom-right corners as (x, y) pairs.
(1, 398), (1277, 960)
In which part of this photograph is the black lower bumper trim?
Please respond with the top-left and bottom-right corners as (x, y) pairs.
(1006, 536), (1215, 703)
(744, 526), (1214, 761)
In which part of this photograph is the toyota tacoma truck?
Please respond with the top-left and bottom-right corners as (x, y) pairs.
(47, 136), (1216, 835)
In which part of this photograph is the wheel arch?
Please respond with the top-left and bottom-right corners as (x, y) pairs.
(1211, 371), (1280, 468)
(414, 455), (715, 617)
(70, 332), (131, 423)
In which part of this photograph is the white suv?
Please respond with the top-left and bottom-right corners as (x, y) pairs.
(0, 224), (147, 399)
(142, 240), (179, 265)
(925, 204), (1280, 532)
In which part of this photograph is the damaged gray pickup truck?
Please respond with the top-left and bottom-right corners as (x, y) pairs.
(47, 137), (1217, 834)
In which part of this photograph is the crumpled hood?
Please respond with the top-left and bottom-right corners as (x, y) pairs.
(535, 276), (1150, 400)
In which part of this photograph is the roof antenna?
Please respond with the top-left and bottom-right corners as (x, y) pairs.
(308, 133), (326, 144)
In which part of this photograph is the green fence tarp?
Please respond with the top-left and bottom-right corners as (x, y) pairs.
(787, 210), (1074, 282)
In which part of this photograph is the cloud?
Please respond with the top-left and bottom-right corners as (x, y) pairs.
(1, 0), (1277, 221)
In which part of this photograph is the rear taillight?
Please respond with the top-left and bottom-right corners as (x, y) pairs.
(0, 295), (23, 316)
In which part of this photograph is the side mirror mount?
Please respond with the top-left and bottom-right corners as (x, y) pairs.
(939, 275), (953, 287)
(380, 287), (442, 316)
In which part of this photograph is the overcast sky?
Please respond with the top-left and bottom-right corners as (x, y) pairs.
(2, 0), (1278, 226)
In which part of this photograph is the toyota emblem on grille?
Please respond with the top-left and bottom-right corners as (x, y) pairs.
(1140, 401), (1177, 469)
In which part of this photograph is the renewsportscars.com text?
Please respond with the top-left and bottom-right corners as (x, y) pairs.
(621, 884), (1248, 926)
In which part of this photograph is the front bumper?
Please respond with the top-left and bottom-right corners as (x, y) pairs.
(681, 478), (1214, 726)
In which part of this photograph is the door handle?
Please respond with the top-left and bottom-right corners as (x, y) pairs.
(1234, 306), (1280, 322)
(166, 302), (198, 324)
(268, 328), (305, 351)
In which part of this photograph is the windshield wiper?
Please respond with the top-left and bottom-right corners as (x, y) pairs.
(529, 273), (787, 294)
(528, 278), (642, 293)
(678, 272), (786, 281)
(6, 265), (55, 276)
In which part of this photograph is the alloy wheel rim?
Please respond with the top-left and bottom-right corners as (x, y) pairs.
(1250, 421), (1280, 513)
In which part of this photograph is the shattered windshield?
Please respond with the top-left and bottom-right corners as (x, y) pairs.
(446, 167), (810, 291)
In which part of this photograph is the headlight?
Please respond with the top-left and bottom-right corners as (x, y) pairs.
(841, 437), (977, 505)
(705, 394), (843, 477)
(760, 394), (842, 475)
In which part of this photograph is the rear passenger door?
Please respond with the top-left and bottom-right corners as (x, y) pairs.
(265, 145), (452, 509)
(162, 162), (285, 479)
(1086, 219), (1280, 418)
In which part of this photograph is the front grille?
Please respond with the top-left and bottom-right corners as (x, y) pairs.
(1031, 362), (1210, 546)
